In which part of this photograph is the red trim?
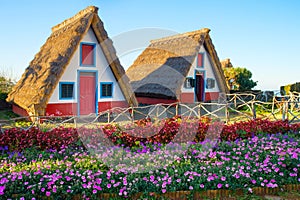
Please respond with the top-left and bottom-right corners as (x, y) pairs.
(180, 93), (194, 103)
(98, 101), (128, 112)
(137, 97), (177, 105)
(12, 104), (29, 116)
(45, 103), (77, 116)
(205, 92), (220, 101)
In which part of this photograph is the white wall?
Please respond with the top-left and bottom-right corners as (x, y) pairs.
(181, 45), (220, 93)
(48, 28), (126, 103)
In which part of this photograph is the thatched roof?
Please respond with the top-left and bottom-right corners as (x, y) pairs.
(7, 6), (138, 115)
(126, 28), (229, 99)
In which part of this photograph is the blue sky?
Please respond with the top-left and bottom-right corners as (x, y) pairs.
(1, 0), (300, 90)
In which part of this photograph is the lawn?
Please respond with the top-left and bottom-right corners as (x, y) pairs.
(0, 117), (299, 199)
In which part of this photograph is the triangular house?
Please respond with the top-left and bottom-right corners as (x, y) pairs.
(7, 6), (137, 116)
(126, 28), (229, 104)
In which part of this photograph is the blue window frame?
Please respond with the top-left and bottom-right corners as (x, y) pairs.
(59, 82), (75, 100)
(80, 42), (96, 67)
(100, 82), (113, 98)
(206, 78), (216, 89)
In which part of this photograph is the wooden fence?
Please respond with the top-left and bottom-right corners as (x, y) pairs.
(1, 92), (300, 130)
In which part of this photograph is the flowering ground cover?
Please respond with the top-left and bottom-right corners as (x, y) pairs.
(0, 118), (299, 199)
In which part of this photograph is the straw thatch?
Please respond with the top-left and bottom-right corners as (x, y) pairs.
(126, 28), (229, 100)
(7, 6), (138, 116)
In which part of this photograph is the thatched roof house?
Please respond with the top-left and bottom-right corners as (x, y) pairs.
(7, 6), (137, 116)
(126, 28), (229, 104)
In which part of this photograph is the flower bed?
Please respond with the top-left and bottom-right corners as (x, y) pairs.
(0, 118), (299, 199)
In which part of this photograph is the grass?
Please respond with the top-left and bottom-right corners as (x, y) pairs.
(0, 109), (18, 120)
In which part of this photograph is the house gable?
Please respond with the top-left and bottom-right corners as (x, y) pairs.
(7, 6), (137, 116)
(181, 45), (221, 102)
(126, 28), (228, 104)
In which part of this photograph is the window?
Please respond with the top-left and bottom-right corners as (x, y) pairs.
(206, 78), (215, 89)
(80, 43), (95, 66)
(184, 77), (195, 88)
(59, 82), (75, 99)
(100, 82), (113, 98)
(197, 53), (204, 67)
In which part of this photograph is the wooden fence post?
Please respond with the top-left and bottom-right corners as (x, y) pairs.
(282, 100), (287, 121)
(107, 112), (110, 123)
(252, 102), (256, 120)
(198, 103), (201, 119)
(175, 103), (179, 116)
(225, 104), (229, 124)
(131, 106), (134, 122)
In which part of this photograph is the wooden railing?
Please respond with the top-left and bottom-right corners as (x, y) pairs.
(1, 92), (300, 131)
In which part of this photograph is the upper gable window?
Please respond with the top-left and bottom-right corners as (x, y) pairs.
(80, 43), (96, 66)
(197, 53), (204, 67)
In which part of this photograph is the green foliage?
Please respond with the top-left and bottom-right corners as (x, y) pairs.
(224, 67), (257, 91)
(0, 75), (14, 93)
(280, 82), (300, 95)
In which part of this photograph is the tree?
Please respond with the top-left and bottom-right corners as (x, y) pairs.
(0, 75), (15, 93)
(224, 67), (257, 91)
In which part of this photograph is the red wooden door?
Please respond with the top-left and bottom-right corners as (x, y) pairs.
(195, 74), (204, 102)
(79, 73), (96, 115)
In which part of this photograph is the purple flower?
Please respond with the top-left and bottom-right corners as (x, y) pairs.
(200, 184), (204, 188)
(107, 184), (111, 188)
(0, 178), (8, 184)
(162, 189), (166, 193)
(189, 186), (193, 190)
(0, 185), (5, 195)
(46, 191), (51, 196)
(217, 183), (222, 189)
(290, 173), (297, 177)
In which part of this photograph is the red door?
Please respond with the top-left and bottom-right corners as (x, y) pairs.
(195, 73), (204, 102)
(79, 73), (96, 115)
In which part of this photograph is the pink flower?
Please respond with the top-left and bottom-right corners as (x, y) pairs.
(189, 186), (193, 190)
(217, 183), (222, 188)
(290, 173), (297, 177)
(162, 189), (166, 193)
(46, 191), (51, 196)
(107, 184), (111, 188)
(0, 185), (5, 196)
(200, 184), (204, 188)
